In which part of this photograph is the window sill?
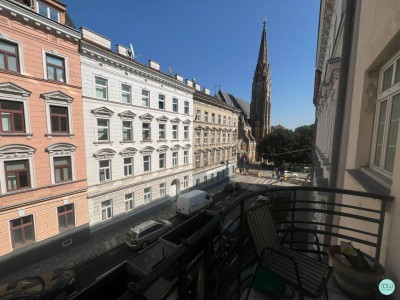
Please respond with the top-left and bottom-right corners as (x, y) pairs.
(94, 141), (114, 146)
(46, 133), (75, 139)
(157, 139), (168, 142)
(171, 139), (179, 142)
(346, 168), (391, 195)
(120, 140), (135, 144)
(141, 140), (153, 143)
(0, 133), (33, 139)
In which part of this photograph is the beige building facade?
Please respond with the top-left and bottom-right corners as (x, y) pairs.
(193, 90), (240, 187)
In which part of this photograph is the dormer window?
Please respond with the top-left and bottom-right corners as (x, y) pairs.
(37, 1), (60, 22)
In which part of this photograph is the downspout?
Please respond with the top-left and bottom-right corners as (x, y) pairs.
(326, 0), (356, 244)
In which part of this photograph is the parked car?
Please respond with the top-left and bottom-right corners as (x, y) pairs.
(176, 190), (213, 217)
(0, 269), (76, 300)
(125, 219), (173, 249)
(224, 182), (241, 193)
(283, 171), (298, 179)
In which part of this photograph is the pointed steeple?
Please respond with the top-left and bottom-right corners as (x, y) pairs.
(257, 16), (269, 69)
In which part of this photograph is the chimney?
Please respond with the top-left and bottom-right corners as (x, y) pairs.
(148, 60), (160, 71)
(194, 83), (201, 91)
(186, 79), (193, 87)
(81, 27), (111, 49)
(116, 44), (133, 58)
(203, 88), (210, 95)
(175, 74), (183, 82)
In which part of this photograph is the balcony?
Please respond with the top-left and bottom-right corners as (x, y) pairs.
(73, 186), (393, 299)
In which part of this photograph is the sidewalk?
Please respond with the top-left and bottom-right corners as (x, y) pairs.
(0, 181), (227, 285)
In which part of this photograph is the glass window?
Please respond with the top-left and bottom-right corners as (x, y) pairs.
(184, 126), (189, 139)
(196, 178), (200, 187)
(142, 123), (151, 141)
(5, 160), (30, 191)
(172, 152), (178, 166)
(184, 151), (188, 164)
(211, 131), (215, 144)
(122, 121), (133, 141)
(223, 116), (226, 125)
(218, 115), (221, 124)
(173, 98), (178, 112)
(385, 95), (400, 172)
(159, 124), (165, 140)
(223, 132), (226, 143)
(101, 200), (112, 220)
(121, 84), (131, 104)
(159, 153), (165, 169)
(144, 187), (151, 203)
(228, 117), (231, 126)
(195, 110), (201, 121)
(203, 132), (208, 144)
(195, 130), (200, 145)
(211, 151), (215, 164)
(211, 113), (215, 123)
(46, 54), (65, 82)
(10, 215), (34, 248)
(97, 119), (109, 141)
(203, 152), (208, 166)
(99, 160), (111, 182)
(50, 106), (68, 133)
(38, 1), (59, 21)
(204, 112), (209, 122)
(172, 125), (178, 140)
(158, 94), (165, 110)
(125, 193), (134, 211)
(0, 100), (25, 133)
(0, 39), (19, 73)
(54, 156), (72, 183)
(95, 77), (107, 99)
(58, 204), (75, 231)
(142, 90), (150, 107)
(143, 155), (151, 172)
(183, 176), (188, 188)
(217, 131), (221, 144)
(382, 65), (393, 92)
(123, 157), (133, 176)
(159, 183), (166, 197)
(195, 154), (200, 168)
(184, 101), (189, 114)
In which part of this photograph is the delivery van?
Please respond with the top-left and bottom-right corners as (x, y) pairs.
(176, 190), (213, 217)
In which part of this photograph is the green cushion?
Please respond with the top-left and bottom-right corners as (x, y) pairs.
(253, 267), (287, 295)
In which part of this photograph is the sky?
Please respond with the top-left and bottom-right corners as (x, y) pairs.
(65, 0), (320, 130)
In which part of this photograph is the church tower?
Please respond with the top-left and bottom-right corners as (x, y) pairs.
(250, 18), (271, 144)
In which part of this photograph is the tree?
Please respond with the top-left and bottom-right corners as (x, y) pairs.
(257, 124), (314, 165)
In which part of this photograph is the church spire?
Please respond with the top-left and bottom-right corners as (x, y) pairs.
(257, 16), (268, 67)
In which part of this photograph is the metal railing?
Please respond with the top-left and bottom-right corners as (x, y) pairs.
(110, 186), (394, 299)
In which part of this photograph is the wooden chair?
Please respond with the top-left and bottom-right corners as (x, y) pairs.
(245, 205), (331, 299)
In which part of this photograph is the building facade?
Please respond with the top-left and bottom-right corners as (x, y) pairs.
(80, 28), (195, 229)
(0, 0), (88, 268)
(314, 0), (400, 295)
(250, 19), (272, 144)
(192, 89), (240, 187)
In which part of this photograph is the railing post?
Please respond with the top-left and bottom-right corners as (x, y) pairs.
(290, 190), (297, 249)
(376, 199), (387, 261)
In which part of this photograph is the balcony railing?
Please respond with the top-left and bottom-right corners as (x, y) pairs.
(76, 186), (394, 300)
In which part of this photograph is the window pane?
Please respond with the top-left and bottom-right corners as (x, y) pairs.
(55, 168), (62, 182)
(49, 7), (59, 21)
(0, 40), (16, 53)
(99, 161), (109, 168)
(56, 68), (64, 82)
(63, 167), (70, 180)
(374, 100), (387, 166)
(47, 66), (55, 80)
(0, 53), (4, 69)
(14, 113), (23, 132)
(38, 2), (47, 17)
(7, 56), (17, 72)
(122, 94), (130, 103)
(59, 215), (66, 229)
(383, 65), (393, 91)
(60, 117), (68, 132)
(12, 229), (22, 247)
(96, 87), (106, 99)
(384, 95), (400, 172)
(54, 157), (69, 166)
(395, 59), (400, 84)
(47, 55), (63, 67)
(19, 171), (29, 188)
(51, 116), (59, 132)
(7, 173), (17, 190)
(1, 113), (11, 131)
(67, 213), (74, 227)
(5, 161), (26, 171)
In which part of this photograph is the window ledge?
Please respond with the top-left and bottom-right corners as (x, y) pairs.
(0, 133), (33, 139)
(141, 140), (153, 143)
(158, 139), (167, 142)
(94, 141), (114, 146)
(171, 139), (179, 142)
(346, 168), (391, 196)
(120, 140), (135, 144)
(46, 133), (75, 139)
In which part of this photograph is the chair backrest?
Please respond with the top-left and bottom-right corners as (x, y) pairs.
(246, 205), (281, 258)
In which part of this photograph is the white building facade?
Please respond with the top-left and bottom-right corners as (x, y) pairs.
(80, 28), (194, 228)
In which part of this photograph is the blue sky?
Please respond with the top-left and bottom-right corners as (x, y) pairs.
(65, 0), (319, 130)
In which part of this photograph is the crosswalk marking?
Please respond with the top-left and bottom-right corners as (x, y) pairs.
(252, 178), (277, 185)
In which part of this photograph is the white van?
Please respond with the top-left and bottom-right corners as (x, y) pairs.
(176, 190), (213, 217)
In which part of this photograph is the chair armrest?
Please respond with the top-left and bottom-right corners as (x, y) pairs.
(282, 226), (323, 261)
(261, 247), (303, 290)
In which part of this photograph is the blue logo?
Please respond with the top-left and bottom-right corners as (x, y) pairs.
(379, 279), (395, 296)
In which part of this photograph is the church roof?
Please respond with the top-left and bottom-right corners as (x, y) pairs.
(216, 90), (250, 118)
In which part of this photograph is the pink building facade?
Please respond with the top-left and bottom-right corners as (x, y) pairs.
(0, 0), (88, 267)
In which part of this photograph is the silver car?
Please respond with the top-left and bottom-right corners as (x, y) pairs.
(125, 219), (173, 249)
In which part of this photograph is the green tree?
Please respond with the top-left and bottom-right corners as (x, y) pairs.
(293, 125), (314, 164)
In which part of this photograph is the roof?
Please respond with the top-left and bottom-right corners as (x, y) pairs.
(216, 90), (251, 118)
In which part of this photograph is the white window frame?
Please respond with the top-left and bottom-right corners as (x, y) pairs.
(159, 124), (166, 140)
(211, 151), (215, 164)
(184, 150), (188, 164)
(211, 113), (215, 123)
(203, 152), (208, 166)
(43, 93), (74, 137)
(159, 182), (166, 198)
(184, 101), (189, 114)
(172, 98), (178, 113)
(37, 1), (60, 21)
(125, 193), (134, 211)
(196, 109), (201, 121)
(94, 76), (108, 100)
(159, 153), (165, 169)
(195, 130), (200, 145)
(144, 187), (151, 204)
(158, 94), (165, 110)
(211, 131), (215, 144)
(203, 131), (208, 145)
(195, 154), (200, 168)
(0, 36), (25, 74)
(143, 155), (151, 172)
(172, 152), (178, 167)
(172, 124), (178, 140)
(97, 118), (110, 142)
(183, 176), (188, 188)
(121, 83), (131, 104)
(122, 120), (133, 141)
(223, 116), (226, 125)
(101, 199), (113, 221)
(123, 157), (133, 176)
(47, 143), (76, 185)
(41, 50), (68, 84)
(204, 112), (209, 123)
(142, 122), (151, 141)
(142, 89), (150, 107)
(99, 159), (111, 182)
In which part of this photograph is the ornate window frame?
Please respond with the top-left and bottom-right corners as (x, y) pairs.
(46, 143), (76, 185)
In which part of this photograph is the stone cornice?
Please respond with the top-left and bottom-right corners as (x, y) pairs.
(194, 91), (241, 114)
(316, 0), (335, 71)
(0, 0), (81, 42)
(81, 40), (196, 95)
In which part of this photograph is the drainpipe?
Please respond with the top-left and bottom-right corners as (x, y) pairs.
(326, 0), (356, 245)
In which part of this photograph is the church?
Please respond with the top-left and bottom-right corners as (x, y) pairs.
(217, 19), (271, 163)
